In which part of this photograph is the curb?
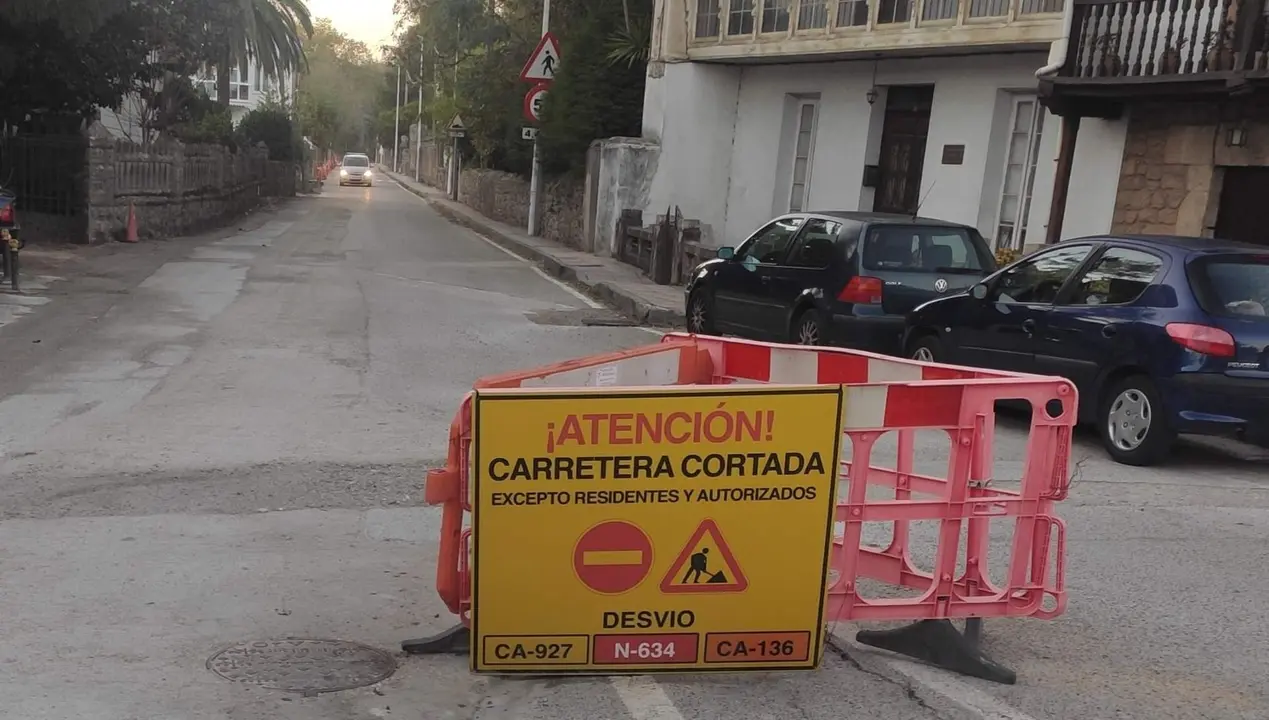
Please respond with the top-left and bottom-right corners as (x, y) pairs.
(382, 169), (684, 327)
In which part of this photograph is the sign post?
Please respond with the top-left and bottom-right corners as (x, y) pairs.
(447, 115), (466, 201)
(521, 6), (559, 237)
(469, 385), (843, 673)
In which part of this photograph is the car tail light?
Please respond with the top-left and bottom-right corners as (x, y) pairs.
(0, 205), (12, 224)
(839, 276), (883, 304)
(1166, 323), (1236, 357)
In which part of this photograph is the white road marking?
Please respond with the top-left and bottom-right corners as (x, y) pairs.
(385, 175), (605, 310)
(610, 676), (686, 720)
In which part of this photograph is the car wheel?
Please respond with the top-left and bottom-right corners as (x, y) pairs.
(908, 334), (942, 363)
(792, 309), (825, 346)
(687, 290), (715, 334)
(1100, 375), (1175, 466)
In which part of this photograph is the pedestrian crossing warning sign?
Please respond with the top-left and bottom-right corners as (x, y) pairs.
(660, 519), (748, 594)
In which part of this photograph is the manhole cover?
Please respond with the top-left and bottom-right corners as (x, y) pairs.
(207, 638), (397, 694)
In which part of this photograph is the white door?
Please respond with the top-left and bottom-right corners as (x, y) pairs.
(994, 96), (1046, 251)
(788, 100), (819, 213)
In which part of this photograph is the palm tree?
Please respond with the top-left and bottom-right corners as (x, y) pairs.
(214, 0), (314, 108)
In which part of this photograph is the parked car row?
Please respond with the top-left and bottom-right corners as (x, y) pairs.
(685, 211), (1269, 466)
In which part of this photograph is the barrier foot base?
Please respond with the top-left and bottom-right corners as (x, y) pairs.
(855, 619), (1016, 685)
(402, 624), (470, 656)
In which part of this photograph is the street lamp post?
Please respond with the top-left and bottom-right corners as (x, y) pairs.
(393, 63), (402, 173)
(527, 0), (550, 237)
(416, 47), (424, 182)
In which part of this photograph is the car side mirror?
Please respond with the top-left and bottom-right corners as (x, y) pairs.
(970, 283), (989, 300)
(717, 246), (735, 260)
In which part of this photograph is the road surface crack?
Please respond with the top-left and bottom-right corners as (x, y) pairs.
(825, 636), (948, 719)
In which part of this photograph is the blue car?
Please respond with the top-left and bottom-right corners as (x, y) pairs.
(903, 236), (1269, 466)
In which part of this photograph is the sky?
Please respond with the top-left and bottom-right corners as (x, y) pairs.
(307, 0), (399, 53)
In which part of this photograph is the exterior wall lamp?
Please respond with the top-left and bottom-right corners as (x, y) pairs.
(1226, 124), (1248, 147)
(867, 57), (880, 106)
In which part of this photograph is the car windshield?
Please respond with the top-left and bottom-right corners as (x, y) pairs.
(862, 226), (988, 274)
(343, 156), (369, 167)
(1188, 254), (1269, 317)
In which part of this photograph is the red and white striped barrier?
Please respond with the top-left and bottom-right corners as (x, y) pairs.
(414, 333), (1075, 682)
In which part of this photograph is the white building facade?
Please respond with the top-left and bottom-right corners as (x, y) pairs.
(625, 0), (1130, 254)
(98, 61), (296, 142)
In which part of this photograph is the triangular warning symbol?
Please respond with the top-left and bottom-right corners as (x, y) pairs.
(520, 32), (562, 83)
(659, 519), (748, 594)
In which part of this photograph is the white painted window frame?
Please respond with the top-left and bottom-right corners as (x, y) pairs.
(787, 98), (820, 213)
(993, 94), (1045, 251)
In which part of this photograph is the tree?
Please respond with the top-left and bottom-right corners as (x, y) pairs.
(381, 0), (653, 178)
(238, 106), (297, 160)
(211, 0), (315, 108)
(537, 0), (648, 175)
(0, 5), (158, 128)
(0, 0), (132, 37)
(295, 19), (385, 153)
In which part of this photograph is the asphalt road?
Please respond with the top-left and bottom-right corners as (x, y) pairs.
(0, 177), (1265, 720)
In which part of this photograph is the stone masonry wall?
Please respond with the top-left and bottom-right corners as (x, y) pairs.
(86, 130), (291, 244)
(1113, 99), (1269, 236)
(406, 139), (588, 250)
(458, 169), (585, 250)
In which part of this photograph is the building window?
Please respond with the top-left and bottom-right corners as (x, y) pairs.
(197, 66), (249, 101)
(922, 0), (958, 20)
(836, 0), (869, 26)
(696, 0), (721, 37)
(877, 0), (912, 23)
(223, 65), (249, 101)
(994, 96), (1046, 251)
(788, 100), (819, 212)
(254, 65), (263, 93)
(968, 0), (1007, 16)
(1016, 0), (1062, 13)
(761, 0), (791, 32)
(728, 0), (756, 34)
(797, 0), (829, 28)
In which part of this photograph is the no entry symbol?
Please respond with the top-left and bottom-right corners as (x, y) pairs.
(573, 520), (653, 594)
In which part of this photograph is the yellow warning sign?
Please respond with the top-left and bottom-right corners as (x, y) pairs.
(470, 385), (843, 673)
(660, 519), (747, 593)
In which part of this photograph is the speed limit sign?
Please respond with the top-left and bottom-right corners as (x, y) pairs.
(523, 83), (549, 123)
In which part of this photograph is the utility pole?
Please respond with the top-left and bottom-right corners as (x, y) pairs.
(415, 45), (424, 182)
(527, 0), (550, 237)
(393, 62), (402, 173)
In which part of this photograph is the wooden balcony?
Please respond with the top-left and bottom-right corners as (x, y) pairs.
(680, 0), (1065, 62)
(1045, 0), (1269, 101)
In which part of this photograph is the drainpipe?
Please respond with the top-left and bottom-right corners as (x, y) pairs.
(1035, 0), (1077, 77)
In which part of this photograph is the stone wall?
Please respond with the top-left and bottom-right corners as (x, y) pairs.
(86, 132), (294, 244)
(457, 169), (586, 250)
(400, 132), (448, 189)
(402, 139), (596, 251)
(1112, 99), (1269, 236)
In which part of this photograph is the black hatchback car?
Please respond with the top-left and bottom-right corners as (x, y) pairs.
(685, 212), (997, 353)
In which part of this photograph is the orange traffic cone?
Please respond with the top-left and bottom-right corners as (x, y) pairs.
(124, 203), (139, 243)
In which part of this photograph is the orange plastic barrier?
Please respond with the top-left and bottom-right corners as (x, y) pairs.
(409, 334), (1075, 683)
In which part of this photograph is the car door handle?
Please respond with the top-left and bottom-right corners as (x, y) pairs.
(1022, 319), (1036, 335)
(1101, 324), (1119, 338)
(760, 276), (771, 283)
